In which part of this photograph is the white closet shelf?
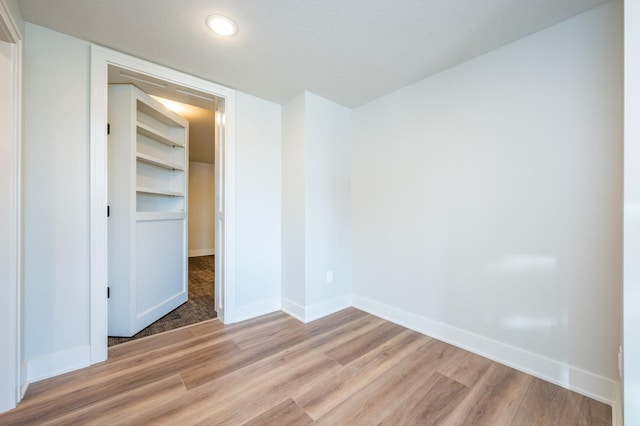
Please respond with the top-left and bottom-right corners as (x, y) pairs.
(137, 122), (185, 148)
(136, 152), (184, 171)
(136, 186), (184, 197)
(137, 98), (187, 129)
(136, 211), (187, 221)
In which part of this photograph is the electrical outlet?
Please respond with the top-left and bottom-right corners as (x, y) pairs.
(326, 270), (334, 284)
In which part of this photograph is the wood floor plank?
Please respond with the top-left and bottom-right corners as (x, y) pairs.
(314, 339), (461, 425)
(558, 392), (612, 426)
(377, 372), (469, 425)
(180, 310), (382, 389)
(40, 374), (187, 426)
(107, 318), (223, 361)
(437, 350), (493, 388)
(293, 329), (430, 419)
(0, 308), (612, 426)
(512, 376), (569, 425)
(123, 349), (340, 425)
(323, 320), (406, 366)
(513, 376), (612, 426)
(24, 322), (235, 402)
(242, 398), (313, 426)
(443, 362), (532, 425)
(13, 337), (239, 422)
(232, 307), (367, 351)
(224, 315), (303, 350)
(122, 312), (381, 423)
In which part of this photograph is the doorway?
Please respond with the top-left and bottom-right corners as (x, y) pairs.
(89, 45), (237, 364)
(105, 66), (219, 346)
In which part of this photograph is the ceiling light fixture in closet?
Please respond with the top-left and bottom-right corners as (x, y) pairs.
(206, 14), (238, 37)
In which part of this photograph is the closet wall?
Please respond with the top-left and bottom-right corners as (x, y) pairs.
(188, 161), (215, 257)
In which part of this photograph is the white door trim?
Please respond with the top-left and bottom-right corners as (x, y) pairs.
(0, 0), (23, 412)
(89, 45), (236, 364)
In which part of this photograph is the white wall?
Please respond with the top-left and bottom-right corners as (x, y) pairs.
(282, 92), (352, 321)
(304, 93), (351, 311)
(0, 37), (17, 413)
(351, 1), (622, 405)
(234, 91), (282, 320)
(23, 23), (92, 380)
(281, 92), (306, 308)
(21, 23), (284, 378)
(188, 161), (215, 257)
(624, 0), (640, 422)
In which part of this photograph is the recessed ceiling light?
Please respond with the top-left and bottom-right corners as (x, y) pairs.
(206, 15), (238, 37)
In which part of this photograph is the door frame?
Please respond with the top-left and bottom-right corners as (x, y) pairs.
(89, 45), (236, 363)
(0, 0), (24, 412)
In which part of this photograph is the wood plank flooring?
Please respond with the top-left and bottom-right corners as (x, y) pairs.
(0, 308), (611, 425)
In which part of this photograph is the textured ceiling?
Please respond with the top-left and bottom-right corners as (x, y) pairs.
(18, 0), (611, 107)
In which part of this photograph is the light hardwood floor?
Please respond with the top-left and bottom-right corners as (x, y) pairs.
(0, 308), (611, 425)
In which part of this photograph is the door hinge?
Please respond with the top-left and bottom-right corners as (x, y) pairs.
(107, 123), (111, 135)
(107, 286), (110, 299)
(107, 205), (110, 217)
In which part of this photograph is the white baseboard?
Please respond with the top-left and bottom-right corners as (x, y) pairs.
(233, 298), (281, 323)
(611, 385), (623, 426)
(20, 360), (28, 399)
(282, 294), (352, 323)
(281, 298), (305, 322)
(27, 345), (91, 383)
(305, 294), (352, 323)
(352, 295), (619, 408)
(188, 248), (214, 257)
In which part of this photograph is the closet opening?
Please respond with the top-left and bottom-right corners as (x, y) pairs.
(106, 65), (221, 346)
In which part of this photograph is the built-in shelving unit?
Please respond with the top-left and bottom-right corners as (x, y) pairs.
(107, 84), (189, 337)
(136, 152), (184, 171)
(136, 122), (185, 148)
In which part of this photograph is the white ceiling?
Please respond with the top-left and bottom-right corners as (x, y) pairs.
(18, 0), (611, 107)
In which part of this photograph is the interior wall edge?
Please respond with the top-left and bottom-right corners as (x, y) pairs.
(281, 294), (352, 324)
(281, 297), (306, 322)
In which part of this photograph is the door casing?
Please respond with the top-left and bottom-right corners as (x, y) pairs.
(89, 45), (237, 363)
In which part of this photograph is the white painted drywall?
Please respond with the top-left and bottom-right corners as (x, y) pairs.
(624, 0), (640, 422)
(281, 92), (306, 308)
(304, 93), (351, 309)
(282, 92), (352, 320)
(21, 23), (284, 378)
(23, 23), (92, 379)
(351, 1), (622, 403)
(234, 91), (282, 319)
(188, 161), (215, 257)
